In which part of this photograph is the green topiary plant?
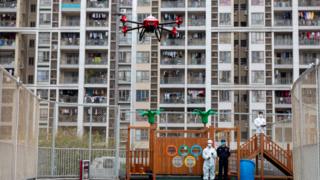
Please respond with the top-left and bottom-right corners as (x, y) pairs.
(138, 109), (162, 124)
(192, 109), (217, 126)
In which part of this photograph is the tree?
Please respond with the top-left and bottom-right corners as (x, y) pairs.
(192, 109), (217, 126)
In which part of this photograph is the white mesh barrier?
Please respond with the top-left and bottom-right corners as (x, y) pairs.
(292, 64), (320, 180)
(0, 67), (40, 180)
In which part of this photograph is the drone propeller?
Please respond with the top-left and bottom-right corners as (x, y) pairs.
(120, 15), (128, 25)
(122, 25), (128, 36)
(171, 26), (177, 37)
(175, 16), (183, 28)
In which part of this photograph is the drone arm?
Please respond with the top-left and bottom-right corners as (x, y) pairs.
(124, 26), (142, 32)
(159, 21), (179, 26)
(126, 20), (143, 25)
(158, 26), (174, 33)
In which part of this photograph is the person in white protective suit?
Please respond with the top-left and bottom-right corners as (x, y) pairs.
(202, 139), (217, 180)
(254, 111), (266, 134)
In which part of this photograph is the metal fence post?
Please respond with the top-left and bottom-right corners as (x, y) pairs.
(114, 106), (120, 178)
(89, 106), (93, 162)
(13, 84), (20, 180)
(51, 102), (57, 176)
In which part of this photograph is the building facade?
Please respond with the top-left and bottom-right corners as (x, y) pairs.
(1, 0), (317, 147)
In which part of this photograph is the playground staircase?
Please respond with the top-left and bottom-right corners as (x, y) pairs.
(240, 134), (293, 176)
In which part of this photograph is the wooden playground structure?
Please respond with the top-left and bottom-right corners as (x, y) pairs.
(126, 124), (293, 180)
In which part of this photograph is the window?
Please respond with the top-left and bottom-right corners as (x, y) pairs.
(251, 71), (264, 84)
(38, 32), (50, 45)
(138, 0), (150, 6)
(135, 129), (148, 141)
(136, 71), (150, 83)
(136, 51), (150, 64)
(39, 12), (51, 26)
(219, 33), (231, 44)
(219, 71), (231, 83)
(29, 57), (34, 66)
(28, 75), (34, 84)
(251, 0), (264, 6)
(251, 51), (264, 63)
(219, 110), (231, 122)
(30, 4), (36, 13)
(220, 0), (231, 6)
(38, 50), (50, 63)
(220, 90), (231, 102)
(30, 21), (36, 27)
(119, 71), (131, 82)
(251, 13), (264, 26)
(251, 32), (264, 44)
(136, 90), (149, 102)
(219, 51), (231, 63)
(240, 3), (247, 10)
(119, 90), (130, 102)
(29, 39), (35, 48)
(219, 13), (231, 26)
(137, 13), (149, 22)
(119, 51), (131, 63)
(37, 70), (49, 83)
(252, 90), (266, 103)
(241, 40), (247, 47)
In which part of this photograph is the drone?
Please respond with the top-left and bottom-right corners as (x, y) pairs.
(119, 14), (183, 42)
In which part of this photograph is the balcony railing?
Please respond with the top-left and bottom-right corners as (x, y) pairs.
(59, 95), (78, 103)
(161, 39), (184, 46)
(274, 1), (291, 7)
(0, 1), (17, 8)
(161, 0), (185, 8)
(0, 57), (14, 66)
(161, 58), (184, 65)
(61, 38), (80, 46)
(299, 35), (320, 45)
(274, 37), (292, 46)
(274, 19), (292, 26)
(59, 115), (77, 122)
(275, 97), (291, 104)
(61, 56), (79, 65)
(300, 57), (317, 65)
(160, 96), (184, 104)
(187, 113), (202, 124)
(87, 0), (108, 8)
(119, 37), (132, 45)
(86, 39), (108, 46)
(299, 0), (320, 6)
(119, 96), (130, 102)
(274, 78), (293, 84)
(187, 97), (205, 104)
(60, 76), (78, 84)
(84, 115), (106, 123)
(61, 19), (80, 27)
(119, 78), (130, 83)
(160, 77), (184, 84)
(87, 20), (108, 27)
(85, 56), (107, 65)
(188, 39), (205, 46)
(138, 0), (150, 6)
(84, 95), (107, 103)
(189, 19), (205, 26)
(188, 57), (205, 65)
(0, 38), (15, 47)
(62, 0), (81, 9)
(275, 58), (293, 65)
(119, 0), (132, 6)
(188, 77), (205, 84)
(160, 113), (184, 124)
(188, 0), (205, 7)
(85, 76), (108, 84)
(299, 11), (320, 26)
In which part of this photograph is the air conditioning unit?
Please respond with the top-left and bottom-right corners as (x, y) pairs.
(120, 8), (126, 14)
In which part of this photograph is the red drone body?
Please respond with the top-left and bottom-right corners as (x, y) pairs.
(119, 15), (183, 42)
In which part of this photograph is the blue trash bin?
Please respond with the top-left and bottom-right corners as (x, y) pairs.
(240, 160), (255, 180)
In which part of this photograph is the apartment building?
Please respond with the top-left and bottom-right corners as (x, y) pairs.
(1, 0), (317, 147)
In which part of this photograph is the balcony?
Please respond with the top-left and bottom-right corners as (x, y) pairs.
(60, 53), (79, 66)
(299, 32), (320, 46)
(188, 13), (205, 27)
(274, 34), (292, 47)
(187, 113), (202, 124)
(86, 52), (108, 65)
(0, 52), (14, 68)
(0, 1), (17, 9)
(87, 0), (108, 8)
(274, 70), (293, 85)
(0, 13), (16, 27)
(61, 33), (80, 48)
(119, 0), (132, 6)
(161, 38), (184, 46)
(85, 69), (108, 84)
(84, 107), (107, 123)
(60, 71), (78, 84)
(274, 0), (291, 8)
(275, 97), (291, 104)
(61, 16), (80, 27)
(160, 113), (184, 124)
(188, 0), (205, 8)
(299, 0), (320, 7)
(84, 88), (107, 104)
(62, 0), (81, 11)
(188, 71), (205, 84)
(299, 11), (320, 26)
(87, 19), (108, 28)
(160, 50), (184, 65)
(160, 92), (184, 104)
(161, 0), (185, 8)
(187, 89), (205, 104)
(188, 32), (205, 46)
(59, 90), (78, 103)
(299, 52), (320, 65)
(188, 51), (205, 65)
(161, 70), (184, 84)
(275, 57), (293, 65)
(59, 107), (77, 123)
(0, 34), (15, 49)
(161, 13), (185, 27)
(274, 14), (292, 26)
(119, 71), (131, 83)
(86, 36), (108, 46)
(138, 0), (150, 6)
